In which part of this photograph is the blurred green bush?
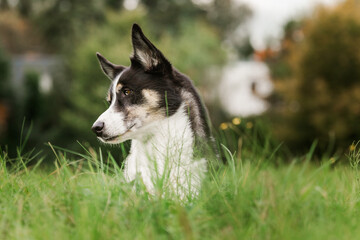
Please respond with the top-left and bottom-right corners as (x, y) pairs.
(267, 0), (360, 154)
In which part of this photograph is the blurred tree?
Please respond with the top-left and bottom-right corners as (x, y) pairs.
(141, 0), (205, 35)
(0, 11), (43, 54)
(0, 46), (9, 98)
(0, 46), (10, 140)
(267, 0), (360, 153)
(106, 0), (124, 9)
(201, 0), (252, 58)
(205, 0), (251, 39)
(28, 0), (107, 52)
(0, 0), (9, 10)
(0, 46), (21, 153)
(17, 0), (32, 17)
(235, 36), (254, 59)
(20, 71), (61, 152)
(23, 72), (43, 120)
(140, 0), (251, 41)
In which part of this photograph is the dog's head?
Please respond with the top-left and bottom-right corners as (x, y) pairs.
(91, 24), (182, 144)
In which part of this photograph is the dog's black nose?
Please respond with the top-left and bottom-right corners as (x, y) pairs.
(92, 121), (104, 136)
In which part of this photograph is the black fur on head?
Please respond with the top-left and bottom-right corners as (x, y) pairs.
(115, 67), (182, 116)
(96, 24), (182, 117)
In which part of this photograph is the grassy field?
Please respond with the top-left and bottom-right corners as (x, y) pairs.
(1, 141), (360, 240)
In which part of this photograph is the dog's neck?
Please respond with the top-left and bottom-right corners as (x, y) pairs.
(132, 104), (194, 158)
(123, 104), (205, 196)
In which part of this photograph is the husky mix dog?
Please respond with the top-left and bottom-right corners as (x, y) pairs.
(92, 24), (214, 198)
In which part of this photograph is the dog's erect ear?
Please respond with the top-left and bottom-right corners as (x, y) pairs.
(131, 24), (171, 74)
(96, 53), (125, 80)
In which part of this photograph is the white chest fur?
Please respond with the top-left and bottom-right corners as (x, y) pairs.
(123, 105), (207, 198)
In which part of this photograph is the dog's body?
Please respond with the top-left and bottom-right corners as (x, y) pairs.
(92, 24), (213, 198)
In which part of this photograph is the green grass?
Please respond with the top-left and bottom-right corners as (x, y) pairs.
(1, 142), (360, 240)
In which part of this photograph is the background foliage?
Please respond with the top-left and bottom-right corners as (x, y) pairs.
(267, 0), (360, 154)
(0, 0), (249, 158)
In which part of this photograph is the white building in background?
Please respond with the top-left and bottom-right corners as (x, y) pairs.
(11, 53), (62, 98)
(219, 61), (273, 117)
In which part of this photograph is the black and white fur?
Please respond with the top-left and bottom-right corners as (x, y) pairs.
(92, 24), (213, 198)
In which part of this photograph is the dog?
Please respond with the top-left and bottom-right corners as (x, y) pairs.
(92, 24), (214, 198)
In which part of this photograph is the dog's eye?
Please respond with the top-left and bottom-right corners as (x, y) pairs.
(122, 88), (133, 96)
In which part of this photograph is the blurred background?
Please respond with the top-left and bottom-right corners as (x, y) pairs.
(0, 0), (359, 160)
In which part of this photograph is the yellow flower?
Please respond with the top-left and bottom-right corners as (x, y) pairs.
(232, 117), (241, 125)
(246, 122), (253, 129)
(349, 144), (356, 151)
(330, 157), (336, 163)
(220, 122), (229, 130)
